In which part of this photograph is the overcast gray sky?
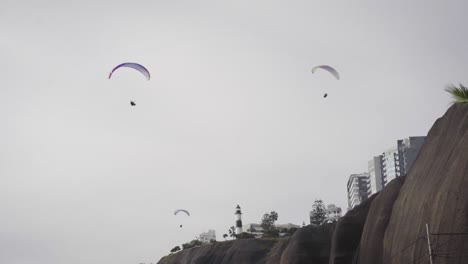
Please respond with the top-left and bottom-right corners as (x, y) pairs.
(1, 0), (467, 263)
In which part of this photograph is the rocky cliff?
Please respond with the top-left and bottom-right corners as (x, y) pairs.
(158, 224), (335, 264)
(158, 238), (278, 264)
(352, 104), (468, 264)
(377, 103), (468, 264)
(157, 104), (468, 264)
(355, 176), (406, 264)
(329, 193), (377, 264)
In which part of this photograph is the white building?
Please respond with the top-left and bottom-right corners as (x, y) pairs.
(243, 223), (263, 238)
(371, 137), (426, 191)
(243, 223), (300, 238)
(347, 173), (369, 209)
(199, 229), (216, 244)
(368, 156), (384, 195)
(397, 137), (426, 175)
(382, 146), (400, 184)
(325, 204), (342, 222)
(276, 223), (301, 230)
(309, 204), (342, 224)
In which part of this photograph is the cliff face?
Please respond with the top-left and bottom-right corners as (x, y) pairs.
(158, 104), (468, 264)
(275, 223), (335, 264)
(158, 224), (335, 264)
(356, 176), (406, 264)
(379, 104), (468, 264)
(158, 238), (278, 264)
(329, 194), (376, 264)
(355, 104), (468, 264)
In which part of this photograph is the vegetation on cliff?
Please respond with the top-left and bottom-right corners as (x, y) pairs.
(445, 83), (468, 104)
(310, 199), (327, 226)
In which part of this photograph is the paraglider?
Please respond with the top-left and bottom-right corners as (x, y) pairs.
(311, 65), (339, 98)
(174, 209), (190, 229)
(174, 209), (190, 216)
(108, 62), (150, 106)
(108, 62), (150, 80)
(311, 65), (340, 80)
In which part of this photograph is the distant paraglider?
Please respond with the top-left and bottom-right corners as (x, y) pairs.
(108, 62), (151, 80)
(174, 209), (190, 216)
(174, 209), (190, 229)
(311, 65), (340, 80)
(108, 62), (150, 106)
(311, 65), (339, 98)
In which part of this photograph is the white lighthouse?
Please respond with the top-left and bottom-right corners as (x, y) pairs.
(235, 205), (243, 235)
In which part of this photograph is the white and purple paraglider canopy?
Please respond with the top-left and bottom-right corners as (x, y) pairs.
(311, 65), (340, 80)
(108, 62), (150, 80)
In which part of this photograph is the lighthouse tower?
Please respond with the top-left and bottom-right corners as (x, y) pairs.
(235, 205), (243, 235)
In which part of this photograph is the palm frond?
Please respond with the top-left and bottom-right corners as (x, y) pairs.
(445, 84), (468, 104)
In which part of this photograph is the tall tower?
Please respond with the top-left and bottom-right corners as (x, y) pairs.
(235, 205), (243, 235)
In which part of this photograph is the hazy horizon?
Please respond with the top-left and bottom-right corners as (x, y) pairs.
(1, 0), (467, 263)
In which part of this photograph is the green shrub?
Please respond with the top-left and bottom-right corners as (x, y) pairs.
(236, 232), (256, 239)
(445, 84), (468, 104)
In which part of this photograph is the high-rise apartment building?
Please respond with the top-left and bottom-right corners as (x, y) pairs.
(368, 155), (384, 195)
(382, 146), (401, 184)
(347, 173), (369, 209)
(368, 136), (426, 195)
(397, 137), (426, 175)
(382, 136), (426, 185)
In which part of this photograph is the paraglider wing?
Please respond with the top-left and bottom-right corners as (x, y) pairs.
(311, 65), (340, 80)
(108, 62), (151, 80)
(174, 209), (190, 216)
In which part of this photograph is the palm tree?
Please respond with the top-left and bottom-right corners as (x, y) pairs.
(445, 84), (468, 104)
(228, 226), (236, 238)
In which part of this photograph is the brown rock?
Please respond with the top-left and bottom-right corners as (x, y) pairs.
(158, 238), (278, 264)
(357, 176), (406, 264)
(158, 225), (335, 264)
(382, 104), (468, 264)
(275, 224), (335, 264)
(329, 194), (376, 264)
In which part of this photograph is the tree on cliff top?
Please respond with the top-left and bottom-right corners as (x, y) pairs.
(170, 246), (181, 253)
(182, 239), (202, 250)
(261, 211), (279, 238)
(445, 83), (468, 104)
(310, 199), (327, 226)
(228, 226), (236, 238)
